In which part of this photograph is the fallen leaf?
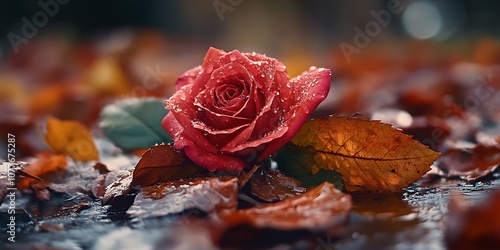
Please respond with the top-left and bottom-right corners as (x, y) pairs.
(237, 165), (260, 189)
(102, 170), (134, 205)
(249, 169), (306, 202)
(437, 141), (500, 181)
(84, 57), (132, 96)
(17, 152), (68, 190)
(401, 116), (451, 152)
(446, 191), (500, 250)
(99, 98), (172, 151)
(287, 116), (440, 192)
(30, 181), (90, 201)
(39, 223), (64, 233)
(45, 117), (99, 161)
(130, 144), (206, 187)
(92, 162), (110, 174)
(127, 177), (238, 218)
(220, 182), (351, 230)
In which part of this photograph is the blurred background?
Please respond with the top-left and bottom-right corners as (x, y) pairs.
(1, 0), (499, 156)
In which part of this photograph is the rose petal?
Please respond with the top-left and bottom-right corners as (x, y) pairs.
(175, 66), (202, 91)
(182, 140), (248, 172)
(162, 109), (218, 154)
(257, 67), (331, 161)
(220, 93), (278, 152)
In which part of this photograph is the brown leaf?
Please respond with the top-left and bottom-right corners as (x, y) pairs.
(30, 181), (90, 201)
(92, 162), (110, 174)
(290, 116), (440, 192)
(437, 141), (500, 181)
(249, 169), (306, 202)
(127, 177), (238, 218)
(17, 152), (68, 190)
(130, 144), (206, 187)
(45, 117), (99, 161)
(446, 191), (500, 250)
(39, 223), (64, 233)
(237, 165), (260, 189)
(220, 182), (351, 231)
(102, 170), (133, 205)
(402, 116), (451, 151)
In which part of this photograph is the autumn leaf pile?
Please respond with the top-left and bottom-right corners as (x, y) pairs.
(1, 32), (500, 249)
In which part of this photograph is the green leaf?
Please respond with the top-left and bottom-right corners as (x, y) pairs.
(99, 98), (172, 151)
(274, 143), (343, 189)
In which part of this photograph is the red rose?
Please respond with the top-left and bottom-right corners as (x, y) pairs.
(162, 47), (331, 172)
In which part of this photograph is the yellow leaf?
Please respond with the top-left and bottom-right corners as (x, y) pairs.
(84, 57), (132, 96)
(45, 117), (99, 161)
(290, 116), (440, 192)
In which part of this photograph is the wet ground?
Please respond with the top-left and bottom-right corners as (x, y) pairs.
(1, 173), (499, 249)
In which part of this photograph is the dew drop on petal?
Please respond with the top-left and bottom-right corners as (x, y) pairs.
(303, 106), (310, 114)
(206, 64), (214, 74)
(179, 92), (187, 101)
(229, 53), (237, 61)
(277, 64), (287, 72)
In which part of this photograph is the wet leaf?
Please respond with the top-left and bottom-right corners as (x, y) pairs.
(287, 116), (440, 192)
(237, 165), (260, 188)
(437, 141), (500, 181)
(249, 169), (306, 202)
(99, 98), (172, 151)
(17, 152), (68, 190)
(30, 181), (90, 201)
(220, 182), (351, 231)
(45, 117), (99, 161)
(127, 177), (238, 218)
(131, 144), (206, 187)
(102, 170), (134, 205)
(446, 191), (500, 250)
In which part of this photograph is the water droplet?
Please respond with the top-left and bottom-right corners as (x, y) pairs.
(179, 92), (187, 101)
(229, 53), (237, 61)
(206, 64), (214, 74)
(309, 66), (317, 71)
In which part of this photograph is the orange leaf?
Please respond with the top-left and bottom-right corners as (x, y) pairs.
(17, 152), (68, 190)
(45, 117), (99, 161)
(290, 116), (440, 192)
(220, 182), (351, 230)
